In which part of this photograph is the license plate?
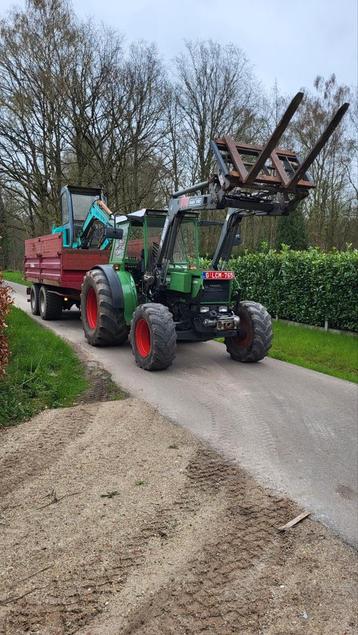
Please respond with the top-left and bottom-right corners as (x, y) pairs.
(202, 271), (235, 280)
(216, 318), (235, 331)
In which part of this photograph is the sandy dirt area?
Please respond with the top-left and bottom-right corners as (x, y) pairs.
(0, 396), (357, 634)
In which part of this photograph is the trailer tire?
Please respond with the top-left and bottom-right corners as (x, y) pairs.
(39, 285), (63, 320)
(130, 303), (176, 371)
(30, 284), (41, 315)
(225, 301), (272, 362)
(81, 269), (128, 346)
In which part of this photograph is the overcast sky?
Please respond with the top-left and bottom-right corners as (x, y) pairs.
(1, 0), (357, 95)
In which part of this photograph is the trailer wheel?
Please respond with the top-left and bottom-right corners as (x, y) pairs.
(81, 269), (128, 346)
(225, 301), (272, 362)
(130, 303), (176, 371)
(39, 286), (63, 320)
(30, 284), (41, 316)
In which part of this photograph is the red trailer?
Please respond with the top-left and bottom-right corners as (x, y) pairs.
(24, 233), (109, 319)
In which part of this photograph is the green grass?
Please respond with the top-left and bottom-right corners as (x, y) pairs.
(269, 321), (358, 383)
(0, 307), (88, 427)
(2, 270), (27, 285)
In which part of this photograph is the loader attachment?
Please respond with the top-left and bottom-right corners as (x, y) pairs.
(156, 91), (349, 277)
(211, 98), (349, 198)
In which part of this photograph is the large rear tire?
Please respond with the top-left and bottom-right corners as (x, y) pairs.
(30, 284), (41, 316)
(130, 303), (176, 370)
(39, 285), (63, 320)
(225, 301), (272, 362)
(81, 268), (128, 346)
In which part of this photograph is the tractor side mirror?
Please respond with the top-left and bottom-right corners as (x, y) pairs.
(104, 226), (124, 240)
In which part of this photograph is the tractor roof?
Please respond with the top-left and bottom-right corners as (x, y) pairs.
(114, 208), (167, 226)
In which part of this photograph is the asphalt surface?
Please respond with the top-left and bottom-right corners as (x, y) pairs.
(11, 281), (358, 546)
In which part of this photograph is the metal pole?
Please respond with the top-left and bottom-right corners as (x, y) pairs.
(172, 180), (210, 199)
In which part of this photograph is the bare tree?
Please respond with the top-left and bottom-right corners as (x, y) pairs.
(0, 0), (80, 232)
(290, 75), (356, 249)
(175, 40), (263, 183)
(0, 0), (355, 256)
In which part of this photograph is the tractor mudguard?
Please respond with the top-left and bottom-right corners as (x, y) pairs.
(116, 269), (138, 325)
(92, 265), (137, 325)
(92, 265), (124, 310)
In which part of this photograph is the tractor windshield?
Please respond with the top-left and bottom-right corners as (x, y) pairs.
(172, 217), (199, 265)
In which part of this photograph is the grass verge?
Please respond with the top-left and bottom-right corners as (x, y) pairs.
(0, 307), (88, 427)
(269, 321), (357, 383)
(2, 270), (27, 285)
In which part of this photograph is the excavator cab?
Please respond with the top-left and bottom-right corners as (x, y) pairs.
(53, 185), (106, 247)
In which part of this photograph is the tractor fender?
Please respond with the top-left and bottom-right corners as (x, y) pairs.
(91, 265), (137, 325)
(91, 265), (124, 310)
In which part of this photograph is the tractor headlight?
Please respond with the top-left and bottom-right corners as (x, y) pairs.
(200, 306), (210, 313)
(218, 306), (228, 313)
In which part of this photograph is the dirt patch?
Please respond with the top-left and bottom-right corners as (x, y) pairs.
(0, 399), (357, 634)
(73, 347), (127, 403)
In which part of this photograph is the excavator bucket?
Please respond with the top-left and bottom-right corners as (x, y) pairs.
(211, 96), (349, 196)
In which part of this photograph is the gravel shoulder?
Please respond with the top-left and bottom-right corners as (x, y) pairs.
(0, 397), (357, 634)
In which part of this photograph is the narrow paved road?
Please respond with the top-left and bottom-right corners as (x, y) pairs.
(11, 282), (358, 546)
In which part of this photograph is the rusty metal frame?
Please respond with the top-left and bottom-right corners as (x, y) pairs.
(211, 97), (349, 195)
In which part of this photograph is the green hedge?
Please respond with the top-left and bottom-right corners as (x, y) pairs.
(227, 248), (358, 332)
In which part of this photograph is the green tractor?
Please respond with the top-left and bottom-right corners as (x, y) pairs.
(80, 94), (349, 370)
(81, 205), (272, 370)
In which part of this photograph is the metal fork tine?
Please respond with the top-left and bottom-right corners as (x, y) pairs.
(288, 103), (350, 188)
(245, 91), (304, 185)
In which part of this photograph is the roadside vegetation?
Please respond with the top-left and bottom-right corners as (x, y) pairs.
(229, 248), (358, 333)
(0, 307), (88, 427)
(2, 270), (27, 285)
(269, 321), (358, 384)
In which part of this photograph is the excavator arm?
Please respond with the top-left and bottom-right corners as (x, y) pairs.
(75, 200), (115, 250)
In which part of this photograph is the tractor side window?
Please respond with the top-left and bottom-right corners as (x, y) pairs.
(126, 225), (144, 262)
(146, 216), (165, 268)
(112, 223), (129, 262)
(61, 193), (69, 225)
(172, 219), (198, 265)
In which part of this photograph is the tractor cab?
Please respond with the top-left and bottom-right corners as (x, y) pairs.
(53, 185), (106, 247)
(110, 207), (206, 290)
(110, 207), (236, 339)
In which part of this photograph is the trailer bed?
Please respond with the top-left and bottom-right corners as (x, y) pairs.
(24, 233), (109, 291)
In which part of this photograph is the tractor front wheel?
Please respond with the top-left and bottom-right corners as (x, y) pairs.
(81, 269), (128, 346)
(225, 301), (272, 362)
(130, 303), (176, 371)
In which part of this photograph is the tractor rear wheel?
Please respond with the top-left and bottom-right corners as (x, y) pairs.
(30, 284), (41, 315)
(130, 303), (176, 370)
(81, 268), (128, 346)
(39, 285), (63, 320)
(225, 301), (272, 362)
